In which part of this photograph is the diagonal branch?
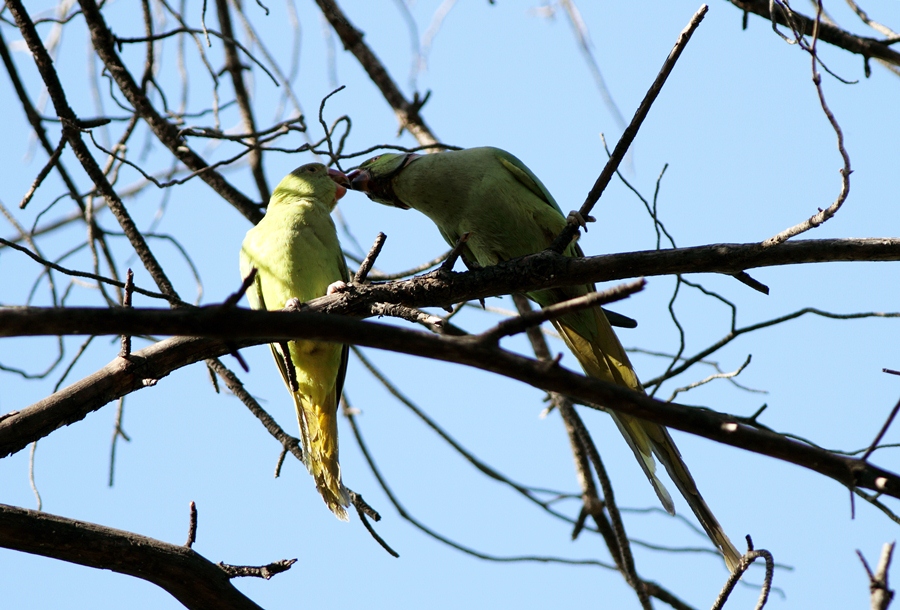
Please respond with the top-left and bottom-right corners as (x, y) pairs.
(6, 0), (180, 302)
(549, 4), (708, 253)
(313, 0), (439, 146)
(75, 0), (263, 223)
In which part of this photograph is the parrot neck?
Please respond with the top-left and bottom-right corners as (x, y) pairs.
(394, 154), (475, 228)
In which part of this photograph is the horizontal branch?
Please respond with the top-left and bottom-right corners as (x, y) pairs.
(2, 305), (899, 503)
(728, 0), (900, 68)
(0, 503), (277, 610)
(310, 238), (900, 313)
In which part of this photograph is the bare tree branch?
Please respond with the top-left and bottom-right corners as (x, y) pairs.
(0, 502), (291, 610)
(313, 0), (439, 145)
(74, 0), (263, 223)
(2, 305), (900, 506)
(727, 0), (900, 68)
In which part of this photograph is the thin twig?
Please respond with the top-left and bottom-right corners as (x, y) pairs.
(107, 396), (130, 487)
(119, 269), (134, 358)
(478, 280), (645, 345)
(185, 501), (197, 548)
(711, 537), (775, 610)
(19, 138), (66, 210)
(762, 1), (853, 246)
(862, 397), (900, 462)
(549, 5), (708, 253)
(354, 233), (387, 283)
(29, 441), (42, 511)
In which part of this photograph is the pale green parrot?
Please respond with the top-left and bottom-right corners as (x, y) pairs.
(240, 163), (352, 520)
(347, 147), (741, 570)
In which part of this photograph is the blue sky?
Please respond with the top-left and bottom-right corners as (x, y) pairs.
(1, 1), (899, 608)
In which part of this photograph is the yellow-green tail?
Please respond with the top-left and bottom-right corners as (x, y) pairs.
(553, 305), (741, 572)
(294, 389), (350, 521)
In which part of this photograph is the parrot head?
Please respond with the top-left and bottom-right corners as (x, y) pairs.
(346, 153), (420, 209)
(275, 163), (350, 206)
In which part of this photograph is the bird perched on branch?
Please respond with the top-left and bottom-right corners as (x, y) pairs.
(240, 163), (353, 520)
(346, 146), (741, 570)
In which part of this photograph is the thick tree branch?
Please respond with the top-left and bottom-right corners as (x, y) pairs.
(315, 238), (900, 313)
(1, 306), (899, 505)
(0, 502), (289, 610)
(290, 238), (898, 314)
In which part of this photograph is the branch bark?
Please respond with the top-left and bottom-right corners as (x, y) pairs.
(727, 0), (900, 68)
(0, 503), (282, 610)
(1, 305), (899, 505)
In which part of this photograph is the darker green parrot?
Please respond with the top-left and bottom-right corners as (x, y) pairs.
(347, 147), (740, 570)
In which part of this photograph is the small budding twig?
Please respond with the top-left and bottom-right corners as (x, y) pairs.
(119, 269), (135, 359)
(218, 558), (298, 580)
(857, 542), (896, 610)
(185, 501), (197, 548)
(367, 302), (445, 332)
(354, 232), (387, 283)
(478, 279), (645, 345)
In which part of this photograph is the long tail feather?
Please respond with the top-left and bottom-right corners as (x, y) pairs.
(552, 305), (741, 571)
(647, 428), (742, 572)
(295, 390), (350, 521)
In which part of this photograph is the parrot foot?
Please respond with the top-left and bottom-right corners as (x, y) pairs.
(326, 280), (348, 295)
(566, 210), (596, 232)
(439, 232), (471, 273)
(283, 297), (303, 311)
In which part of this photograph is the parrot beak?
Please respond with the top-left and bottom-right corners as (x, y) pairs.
(345, 168), (368, 192)
(327, 168), (350, 201)
(345, 167), (410, 210)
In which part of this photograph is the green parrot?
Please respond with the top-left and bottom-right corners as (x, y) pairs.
(240, 163), (352, 520)
(347, 147), (741, 570)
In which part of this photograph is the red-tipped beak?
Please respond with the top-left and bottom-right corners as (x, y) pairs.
(327, 168), (349, 200)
